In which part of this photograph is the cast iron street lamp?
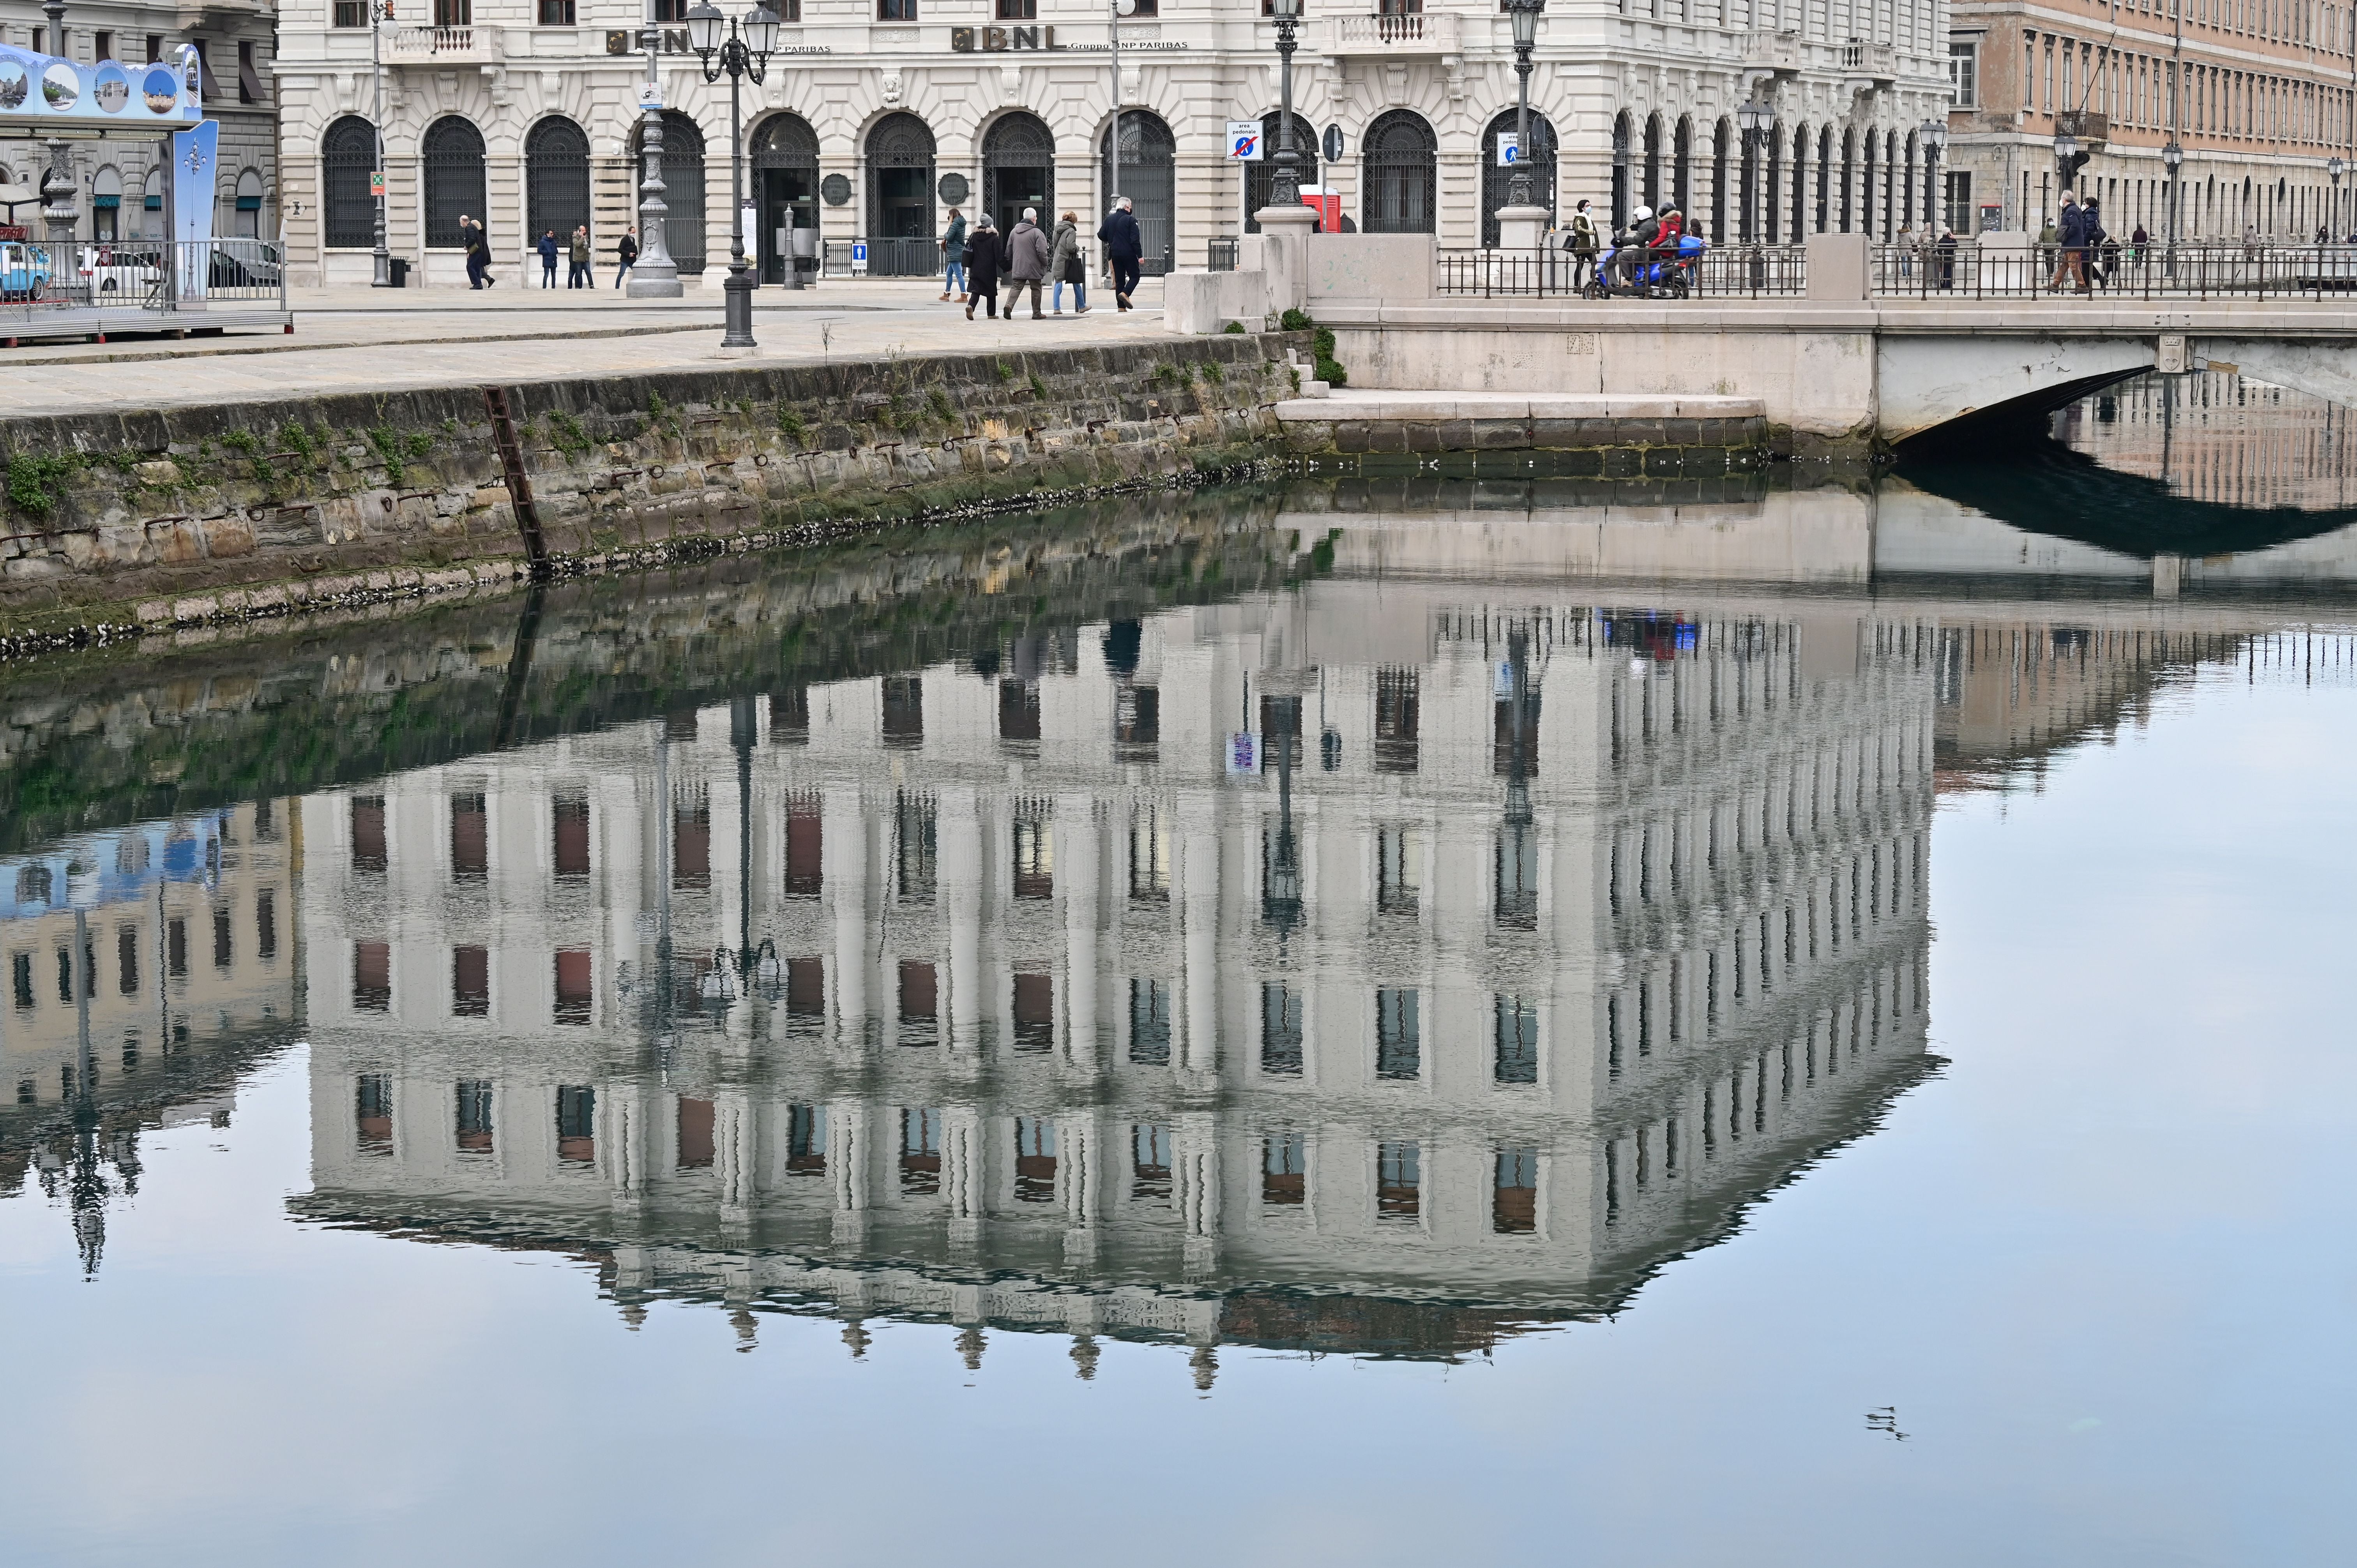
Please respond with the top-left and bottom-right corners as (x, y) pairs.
(39, 0), (74, 256)
(1504, 0), (1544, 208)
(1737, 99), (1771, 241)
(2162, 139), (2183, 272)
(1268, 0), (1302, 207)
(1918, 118), (1946, 231)
(686, 0), (780, 349)
(2331, 156), (2346, 239)
(629, 18), (683, 299)
(2053, 128), (2080, 203)
(369, 0), (393, 286)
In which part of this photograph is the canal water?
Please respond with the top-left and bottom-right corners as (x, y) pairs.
(3, 374), (2354, 1566)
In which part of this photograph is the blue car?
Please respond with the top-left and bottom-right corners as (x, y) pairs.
(0, 239), (53, 301)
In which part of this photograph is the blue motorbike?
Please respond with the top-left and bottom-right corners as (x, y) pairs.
(1584, 233), (1707, 299)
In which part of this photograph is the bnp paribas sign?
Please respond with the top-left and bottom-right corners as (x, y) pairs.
(949, 25), (1060, 50)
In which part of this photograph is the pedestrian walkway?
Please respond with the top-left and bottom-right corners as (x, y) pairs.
(0, 277), (1168, 417)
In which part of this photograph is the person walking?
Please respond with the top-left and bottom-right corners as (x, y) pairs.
(963, 213), (1003, 319)
(568, 225), (592, 289)
(2036, 213), (2059, 278)
(2048, 196), (2087, 292)
(615, 228), (638, 290)
(1001, 206), (1050, 320)
(1936, 225), (1959, 290)
(1565, 198), (1600, 290)
(1050, 210), (1089, 315)
(1896, 221), (1916, 279)
(464, 217), (496, 290)
(537, 228), (560, 288)
(941, 207), (968, 302)
(1097, 195), (1143, 310)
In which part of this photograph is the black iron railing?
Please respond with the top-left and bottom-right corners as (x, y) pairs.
(1872, 240), (2357, 300)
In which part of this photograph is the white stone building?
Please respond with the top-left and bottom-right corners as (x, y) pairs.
(0, 0), (278, 242)
(267, 0), (1955, 288)
(294, 560), (1937, 1353)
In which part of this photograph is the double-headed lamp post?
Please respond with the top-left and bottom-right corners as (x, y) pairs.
(1504, 0), (1544, 208)
(1737, 99), (1771, 242)
(1268, 0), (1303, 207)
(685, 0), (779, 349)
(1918, 118), (1946, 231)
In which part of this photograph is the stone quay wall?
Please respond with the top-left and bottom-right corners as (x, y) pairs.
(0, 333), (1302, 644)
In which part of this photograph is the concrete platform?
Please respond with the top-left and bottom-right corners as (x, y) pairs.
(1276, 390), (1764, 422)
(0, 304), (294, 348)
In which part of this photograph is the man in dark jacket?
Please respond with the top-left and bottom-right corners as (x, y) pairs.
(615, 228), (639, 290)
(2050, 196), (2089, 292)
(1001, 207), (1051, 320)
(964, 214), (1004, 319)
(538, 228), (560, 288)
(1098, 196), (1144, 311)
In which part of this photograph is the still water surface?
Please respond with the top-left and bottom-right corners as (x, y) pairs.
(4, 378), (2355, 1566)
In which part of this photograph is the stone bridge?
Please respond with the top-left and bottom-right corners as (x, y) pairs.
(1172, 230), (2357, 452)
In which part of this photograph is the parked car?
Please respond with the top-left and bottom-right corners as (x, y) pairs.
(0, 240), (53, 301)
(207, 240), (281, 289)
(80, 245), (163, 298)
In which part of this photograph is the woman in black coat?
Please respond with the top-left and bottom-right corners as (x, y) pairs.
(963, 217), (1003, 319)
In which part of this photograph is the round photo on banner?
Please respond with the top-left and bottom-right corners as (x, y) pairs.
(94, 62), (129, 113)
(142, 66), (176, 113)
(40, 61), (79, 111)
(0, 62), (27, 111)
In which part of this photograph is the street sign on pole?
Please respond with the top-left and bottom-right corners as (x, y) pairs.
(1226, 121), (1263, 161)
(850, 239), (868, 274)
(1497, 133), (1520, 167)
(369, 171), (385, 198)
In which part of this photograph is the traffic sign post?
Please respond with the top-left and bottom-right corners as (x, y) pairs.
(1226, 121), (1264, 161)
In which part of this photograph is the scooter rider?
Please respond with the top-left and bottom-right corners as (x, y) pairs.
(1608, 205), (1662, 289)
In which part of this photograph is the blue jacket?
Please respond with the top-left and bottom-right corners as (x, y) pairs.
(537, 233), (560, 261)
(2058, 205), (2088, 247)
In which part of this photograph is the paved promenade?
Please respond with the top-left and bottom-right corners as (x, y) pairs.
(0, 277), (1169, 417)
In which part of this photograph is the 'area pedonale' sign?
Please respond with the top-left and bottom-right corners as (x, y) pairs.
(951, 25), (1058, 51)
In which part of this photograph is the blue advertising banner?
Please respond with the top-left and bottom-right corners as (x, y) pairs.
(166, 118), (217, 299)
(0, 43), (200, 128)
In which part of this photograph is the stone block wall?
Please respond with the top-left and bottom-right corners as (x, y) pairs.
(0, 332), (1301, 641)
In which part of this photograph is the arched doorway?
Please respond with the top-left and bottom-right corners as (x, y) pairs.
(1611, 111), (1632, 229)
(233, 168), (265, 238)
(1902, 132), (1917, 232)
(91, 166), (121, 244)
(525, 117), (590, 254)
(322, 116), (375, 249)
(1815, 126), (1833, 232)
(1839, 127), (1857, 233)
(751, 112), (818, 283)
(422, 115), (486, 251)
(983, 111), (1055, 235)
(1481, 107), (1555, 245)
(1362, 108), (1436, 235)
(1765, 124), (1783, 242)
(634, 111), (706, 274)
(864, 112), (933, 274)
(1244, 111), (1318, 231)
(1101, 109), (1176, 272)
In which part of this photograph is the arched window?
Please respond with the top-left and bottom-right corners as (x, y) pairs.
(1481, 108), (1555, 245)
(141, 167), (163, 240)
(92, 165), (122, 244)
(1672, 115), (1692, 217)
(981, 111), (1055, 234)
(865, 112), (935, 272)
(422, 115), (486, 249)
(1815, 126), (1833, 233)
(1765, 124), (1784, 244)
(322, 115), (376, 249)
(233, 166), (264, 238)
(1788, 124), (1810, 241)
(1100, 109), (1175, 270)
(1711, 118), (1731, 242)
(1245, 111), (1318, 232)
(1641, 112), (1662, 212)
(1362, 109), (1436, 235)
(752, 112), (819, 284)
(525, 116), (590, 250)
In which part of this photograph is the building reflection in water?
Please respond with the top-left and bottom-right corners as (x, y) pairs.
(2057, 371), (2357, 512)
(0, 805), (297, 1274)
(287, 571), (1940, 1377)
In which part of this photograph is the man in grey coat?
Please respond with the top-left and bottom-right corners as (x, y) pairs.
(1001, 207), (1051, 320)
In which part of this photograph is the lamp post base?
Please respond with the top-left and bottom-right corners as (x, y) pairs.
(721, 260), (758, 348)
(627, 260), (684, 299)
(1491, 203), (1551, 252)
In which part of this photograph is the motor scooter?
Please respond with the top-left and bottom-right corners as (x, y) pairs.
(1583, 232), (1708, 299)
